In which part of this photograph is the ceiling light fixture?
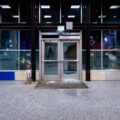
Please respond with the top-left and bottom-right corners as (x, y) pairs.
(41, 5), (50, 9)
(12, 15), (19, 18)
(98, 15), (107, 18)
(71, 5), (80, 9)
(0, 5), (11, 9)
(109, 5), (120, 9)
(46, 22), (52, 24)
(44, 15), (52, 18)
(68, 15), (75, 18)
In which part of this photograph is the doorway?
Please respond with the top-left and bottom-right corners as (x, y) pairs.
(40, 32), (82, 82)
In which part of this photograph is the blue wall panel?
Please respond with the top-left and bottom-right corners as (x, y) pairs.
(0, 72), (15, 80)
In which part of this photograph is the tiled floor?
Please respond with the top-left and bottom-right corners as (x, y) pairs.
(0, 81), (120, 120)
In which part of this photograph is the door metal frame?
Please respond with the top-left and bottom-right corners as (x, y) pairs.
(60, 40), (80, 81)
(39, 32), (82, 82)
(42, 39), (60, 81)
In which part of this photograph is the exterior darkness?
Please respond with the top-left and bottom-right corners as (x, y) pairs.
(0, 0), (120, 81)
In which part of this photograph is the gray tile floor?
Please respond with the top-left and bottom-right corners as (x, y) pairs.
(0, 81), (120, 120)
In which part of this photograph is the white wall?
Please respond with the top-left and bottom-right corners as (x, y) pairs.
(15, 70), (120, 81)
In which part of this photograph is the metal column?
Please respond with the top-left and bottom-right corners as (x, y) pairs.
(31, 0), (36, 81)
(85, 0), (91, 81)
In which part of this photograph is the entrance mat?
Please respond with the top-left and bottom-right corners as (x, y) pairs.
(35, 81), (88, 89)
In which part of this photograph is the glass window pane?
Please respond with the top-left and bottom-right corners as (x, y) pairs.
(20, 51), (39, 70)
(0, 51), (18, 70)
(45, 43), (58, 60)
(103, 51), (120, 69)
(0, 0), (18, 23)
(90, 51), (101, 70)
(64, 62), (77, 74)
(61, 0), (81, 23)
(82, 1), (86, 23)
(103, 0), (120, 24)
(20, 30), (39, 50)
(20, 51), (31, 70)
(36, 51), (39, 70)
(82, 51), (86, 70)
(20, 31), (31, 50)
(64, 42), (77, 60)
(91, 0), (101, 24)
(103, 30), (120, 49)
(90, 31), (101, 49)
(35, 0), (39, 23)
(82, 31), (101, 50)
(44, 62), (58, 75)
(20, 0), (31, 23)
(0, 30), (18, 50)
(82, 31), (86, 49)
(35, 31), (39, 50)
(40, 0), (60, 24)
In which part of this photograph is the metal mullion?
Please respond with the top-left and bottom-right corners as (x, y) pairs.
(0, 49), (31, 52)
(80, 1), (82, 23)
(59, 0), (62, 24)
(43, 60), (59, 62)
(39, 31), (42, 81)
(101, 30), (103, 70)
(102, 49), (120, 51)
(61, 60), (79, 62)
(101, 0), (103, 24)
(18, 30), (20, 70)
(91, 49), (102, 51)
(39, 0), (41, 23)
(19, 50), (31, 52)
(0, 49), (19, 51)
(18, 0), (20, 23)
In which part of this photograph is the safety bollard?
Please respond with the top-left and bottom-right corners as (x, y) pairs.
(27, 70), (31, 84)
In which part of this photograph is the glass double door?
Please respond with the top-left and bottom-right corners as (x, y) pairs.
(42, 39), (80, 82)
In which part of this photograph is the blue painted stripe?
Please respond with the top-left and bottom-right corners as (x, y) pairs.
(0, 72), (15, 80)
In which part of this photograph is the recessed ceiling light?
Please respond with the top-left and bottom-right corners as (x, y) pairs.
(92, 22), (98, 24)
(12, 15), (19, 18)
(44, 15), (52, 18)
(71, 5), (80, 9)
(46, 22), (52, 24)
(68, 15), (75, 18)
(98, 15), (107, 18)
(0, 5), (11, 9)
(41, 5), (50, 9)
(109, 5), (120, 9)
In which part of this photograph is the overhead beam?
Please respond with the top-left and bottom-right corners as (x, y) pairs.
(0, 24), (120, 30)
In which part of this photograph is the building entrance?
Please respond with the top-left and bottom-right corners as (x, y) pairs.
(40, 32), (82, 83)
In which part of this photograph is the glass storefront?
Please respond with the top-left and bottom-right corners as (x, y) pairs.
(0, 30), (39, 70)
(0, 0), (120, 79)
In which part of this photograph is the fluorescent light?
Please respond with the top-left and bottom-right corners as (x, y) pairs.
(98, 15), (107, 18)
(44, 15), (52, 18)
(92, 22), (98, 24)
(12, 15), (19, 18)
(71, 5), (80, 9)
(46, 22), (52, 24)
(68, 15), (75, 18)
(41, 5), (50, 9)
(109, 5), (120, 9)
(0, 5), (11, 9)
